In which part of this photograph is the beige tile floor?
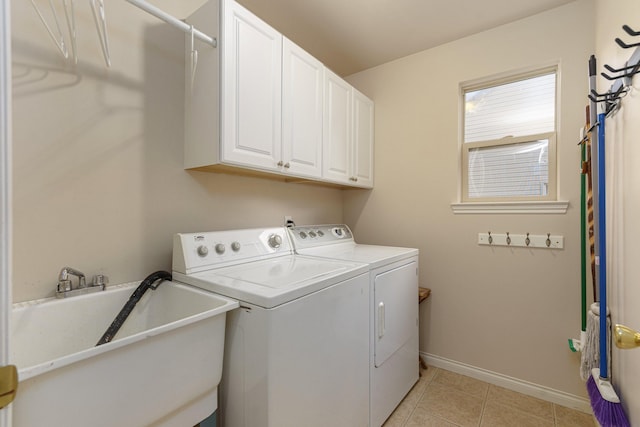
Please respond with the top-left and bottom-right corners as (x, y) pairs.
(383, 366), (595, 427)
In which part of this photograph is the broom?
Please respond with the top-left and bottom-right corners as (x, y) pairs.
(586, 113), (630, 427)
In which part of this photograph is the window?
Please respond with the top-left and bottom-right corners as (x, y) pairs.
(461, 70), (557, 202)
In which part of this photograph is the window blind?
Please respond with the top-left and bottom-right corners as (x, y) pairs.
(467, 139), (549, 198)
(464, 73), (556, 143)
(462, 70), (556, 201)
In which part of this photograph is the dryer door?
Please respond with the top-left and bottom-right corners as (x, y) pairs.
(374, 261), (418, 367)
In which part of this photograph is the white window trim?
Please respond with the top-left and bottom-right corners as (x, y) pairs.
(450, 200), (569, 214)
(454, 65), (567, 214)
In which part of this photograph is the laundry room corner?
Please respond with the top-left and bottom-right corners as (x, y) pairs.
(345, 0), (596, 407)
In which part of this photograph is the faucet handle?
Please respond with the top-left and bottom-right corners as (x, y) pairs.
(92, 274), (108, 288)
(57, 279), (72, 293)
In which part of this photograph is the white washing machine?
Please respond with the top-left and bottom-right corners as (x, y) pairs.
(288, 224), (419, 427)
(172, 227), (370, 427)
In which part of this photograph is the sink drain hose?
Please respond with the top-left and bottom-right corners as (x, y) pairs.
(96, 270), (172, 346)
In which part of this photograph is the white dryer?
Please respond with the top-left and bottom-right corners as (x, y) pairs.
(288, 224), (419, 427)
(172, 227), (370, 427)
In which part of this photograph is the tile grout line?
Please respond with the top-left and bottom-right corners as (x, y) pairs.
(401, 367), (437, 426)
(477, 383), (491, 427)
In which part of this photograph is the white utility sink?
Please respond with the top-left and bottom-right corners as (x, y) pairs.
(10, 280), (238, 427)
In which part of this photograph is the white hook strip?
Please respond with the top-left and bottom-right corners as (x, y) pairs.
(478, 233), (564, 249)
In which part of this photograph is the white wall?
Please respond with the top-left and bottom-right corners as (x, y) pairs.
(11, 1), (344, 302)
(595, 0), (640, 423)
(346, 0), (595, 400)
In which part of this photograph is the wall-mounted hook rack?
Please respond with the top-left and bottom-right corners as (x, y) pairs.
(589, 81), (627, 102)
(604, 63), (638, 75)
(588, 85), (625, 116)
(615, 38), (640, 50)
(622, 24), (640, 37)
(478, 232), (564, 249)
(593, 25), (640, 117)
(601, 67), (640, 81)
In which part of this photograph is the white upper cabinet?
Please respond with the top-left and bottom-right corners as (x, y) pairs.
(282, 38), (324, 178)
(324, 69), (374, 188)
(352, 89), (374, 187)
(185, 0), (373, 188)
(221, 0), (282, 169)
(323, 70), (352, 184)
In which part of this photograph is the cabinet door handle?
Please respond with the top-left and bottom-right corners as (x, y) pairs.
(277, 161), (283, 167)
(284, 162), (290, 169)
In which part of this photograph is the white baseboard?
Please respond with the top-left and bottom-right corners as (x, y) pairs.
(421, 352), (592, 414)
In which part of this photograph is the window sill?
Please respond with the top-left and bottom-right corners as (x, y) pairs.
(450, 200), (569, 214)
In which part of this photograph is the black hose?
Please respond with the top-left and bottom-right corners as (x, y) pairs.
(96, 271), (172, 346)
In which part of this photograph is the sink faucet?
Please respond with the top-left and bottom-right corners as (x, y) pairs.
(57, 267), (86, 292)
(56, 267), (108, 298)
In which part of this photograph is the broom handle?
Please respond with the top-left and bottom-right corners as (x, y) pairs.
(597, 112), (608, 379)
(580, 113), (587, 332)
(588, 56), (600, 305)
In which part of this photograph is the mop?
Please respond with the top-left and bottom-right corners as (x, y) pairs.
(586, 113), (630, 427)
(577, 105), (599, 380)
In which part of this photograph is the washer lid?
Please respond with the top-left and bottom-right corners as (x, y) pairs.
(175, 255), (368, 308)
(297, 243), (418, 270)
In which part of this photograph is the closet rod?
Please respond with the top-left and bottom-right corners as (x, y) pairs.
(126, 0), (217, 47)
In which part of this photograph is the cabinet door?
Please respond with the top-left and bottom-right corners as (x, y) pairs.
(352, 89), (374, 188)
(222, 0), (282, 169)
(323, 69), (352, 184)
(282, 38), (323, 178)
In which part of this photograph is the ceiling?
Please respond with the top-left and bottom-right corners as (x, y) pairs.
(150, 0), (576, 77)
(236, 0), (576, 76)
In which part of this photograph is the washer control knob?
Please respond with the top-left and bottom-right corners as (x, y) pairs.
(299, 231), (307, 239)
(197, 245), (209, 257)
(309, 231), (317, 238)
(231, 241), (241, 252)
(215, 243), (226, 255)
(268, 234), (283, 249)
